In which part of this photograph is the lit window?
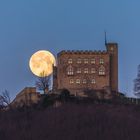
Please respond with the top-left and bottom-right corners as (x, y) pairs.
(99, 59), (104, 64)
(76, 79), (80, 84)
(70, 79), (74, 84)
(84, 68), (88, 73)
(99, 66), (105, 75)
(83, 79), (87, 84)
(91, 68), (96, 74)
(91, 79), (96, 84)
(91, 58), (96, 64)
(84, 59), (88, 64)
(77, 59), (82, 64)
(77, 68), (81, 73)
(110, 47), (114, 51)
(68, 58), (72, 64)
(67, 65), (74, 75)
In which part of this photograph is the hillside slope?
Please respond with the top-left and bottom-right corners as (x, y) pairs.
(0, 102), (140, 140)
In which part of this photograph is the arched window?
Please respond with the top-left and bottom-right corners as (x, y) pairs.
(67, 65), (74, 75)
(99, 66), (105, 75)
(77, 58), (82, 64)
(77, 68), (81, 73)
(84, 59), (88, 64)
(91, 68), (96, 74)
(76, 79), (80, 84)
(91, 58), (96, 64)
(84, 68), (88, 73)
(68, 58), (73, 64)
(70, 79), (74, 84)
(83, 79), (87, 84)
(99, 58), (104, 64)
(91, 79), (96, 84)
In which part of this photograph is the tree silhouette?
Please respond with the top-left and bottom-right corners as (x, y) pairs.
(35, 72), (51, 94)
(0, 90), (11, 107)
(134, 65), (140, 97)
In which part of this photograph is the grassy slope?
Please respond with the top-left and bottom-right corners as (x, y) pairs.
(0, 102), (140, 140)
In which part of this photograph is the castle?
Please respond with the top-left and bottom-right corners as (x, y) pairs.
(53, 42), (118, 96)
(10, 43), (118, 108)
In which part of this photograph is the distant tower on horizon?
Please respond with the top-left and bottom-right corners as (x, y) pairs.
(134, 65), (140, 97)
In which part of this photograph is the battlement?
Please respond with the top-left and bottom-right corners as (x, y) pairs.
(106, 43), (118, 46)
(58, 50), (108, 57)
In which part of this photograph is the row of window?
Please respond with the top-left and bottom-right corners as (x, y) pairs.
(67, 66), (105, 76)
(77, 68), (96, 74)
(70, 79), (96, 84)
(68, 58), (104, 64)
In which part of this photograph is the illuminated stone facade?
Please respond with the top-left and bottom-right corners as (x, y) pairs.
(53, 43), (118, 95)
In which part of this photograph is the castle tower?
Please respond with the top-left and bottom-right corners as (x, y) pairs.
(53, 65), (58, 91)
(106, 43), (118, 92)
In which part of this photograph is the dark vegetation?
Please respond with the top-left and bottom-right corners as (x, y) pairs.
(1, 91), (140, 140)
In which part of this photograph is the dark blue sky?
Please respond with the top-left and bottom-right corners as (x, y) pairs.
(0, 0), (140, 99)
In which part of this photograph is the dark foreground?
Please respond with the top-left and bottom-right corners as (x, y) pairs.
(0, 102), (140, 140)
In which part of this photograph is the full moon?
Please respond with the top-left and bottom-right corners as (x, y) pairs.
(29, 50), (56, 77)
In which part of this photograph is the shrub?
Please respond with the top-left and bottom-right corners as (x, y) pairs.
(59, 89), (70, 101)
(41, 95), (55, 108)
(83, 89), (98, 99)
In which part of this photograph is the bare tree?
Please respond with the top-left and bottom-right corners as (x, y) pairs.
(0, 96), (4, 109)
(0, 90), (11, 107)
(134, 64), (140, 97)
(35, 72), (51, 94)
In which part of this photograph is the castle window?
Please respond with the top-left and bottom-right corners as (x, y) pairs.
(84, 68), (88, 73)
(77, 68), (81, 73)
(83, 79), (87, 84)
(110, 47), (114, 51)
(67, 65), (74, 75)
(99, 66), (105, 75)
(84, 59), (88, 64)
(76, 79), (80, 84)
(99, 58), (104, 64)
(68, 58), (73, 64)
(70, 79), (74, 84)
(91, 79), (96, 84)
(91, 68), (96, 74)
(77, 59), (82, 64)
(91, 58), (96, 64)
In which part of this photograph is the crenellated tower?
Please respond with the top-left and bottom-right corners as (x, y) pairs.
(106, 43), (118, 92)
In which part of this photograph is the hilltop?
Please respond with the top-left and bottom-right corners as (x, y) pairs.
(0, 98), (140, 140)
